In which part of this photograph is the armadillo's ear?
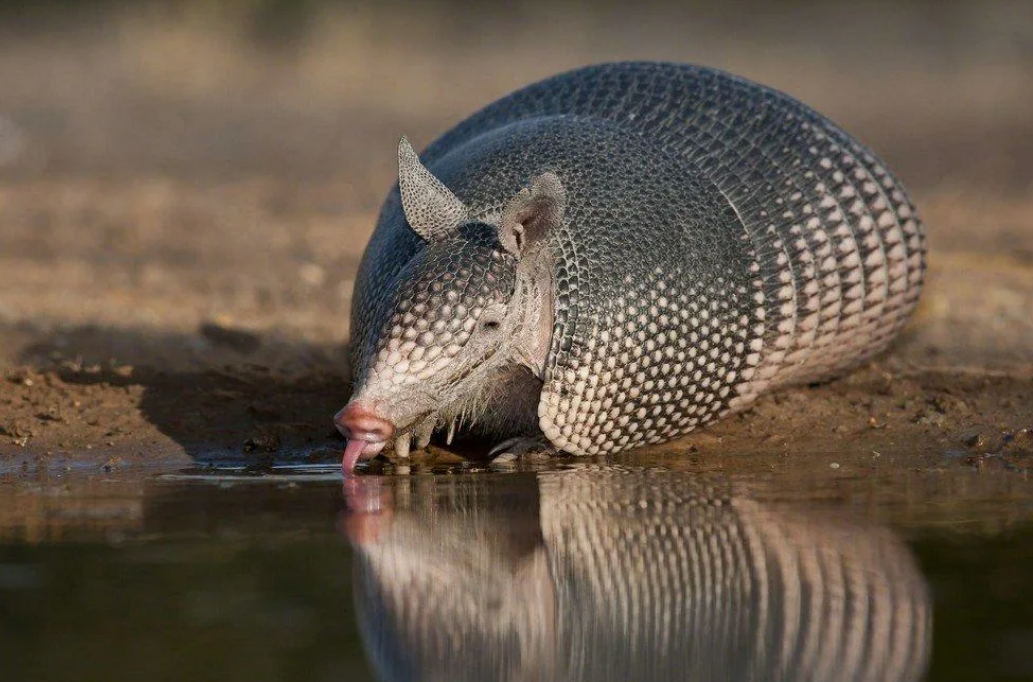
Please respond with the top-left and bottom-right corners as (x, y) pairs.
(397, 135), (468, 241)
(498, 172), (566, 257)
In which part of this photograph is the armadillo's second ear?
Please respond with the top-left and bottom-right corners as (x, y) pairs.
(498, 172), (566, 257)
(398, 136), (469, 241)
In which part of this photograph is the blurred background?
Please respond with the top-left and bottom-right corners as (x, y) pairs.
(0, 0), (1030, 461)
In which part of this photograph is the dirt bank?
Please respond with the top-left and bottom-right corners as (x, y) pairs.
(0, 2), (1031, 474)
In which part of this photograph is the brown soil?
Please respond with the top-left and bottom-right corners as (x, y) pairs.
(1, 2), (1031, 476)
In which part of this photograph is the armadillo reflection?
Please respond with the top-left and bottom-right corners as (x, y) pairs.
(343, 469), (931, 682)
(337, 62), (926, 469)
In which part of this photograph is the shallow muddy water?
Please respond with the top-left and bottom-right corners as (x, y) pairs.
(2, 462), (1033, 682)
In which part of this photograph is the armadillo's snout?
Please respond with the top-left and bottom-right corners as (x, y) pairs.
(335, 402), (395, 444)
(335, 402), (395, 475)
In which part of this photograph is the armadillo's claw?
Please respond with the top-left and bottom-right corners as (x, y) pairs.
(414, 419), (434, 450)
(489, 437), (557, 466)
(394, 432), (412, 459)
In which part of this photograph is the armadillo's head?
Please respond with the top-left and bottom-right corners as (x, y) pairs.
(337, 137), (562, 471)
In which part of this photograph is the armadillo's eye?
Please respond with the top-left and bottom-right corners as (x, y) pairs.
(478, 309), (504, 332)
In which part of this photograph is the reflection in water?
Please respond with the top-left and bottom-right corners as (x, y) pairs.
(342, 468), (932, 682)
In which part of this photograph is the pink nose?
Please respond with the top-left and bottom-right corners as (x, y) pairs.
(334, 402), (395, 443)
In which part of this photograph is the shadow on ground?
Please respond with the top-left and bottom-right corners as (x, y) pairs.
(4, 319), (1032, 477)
(5, 323), (352, 465)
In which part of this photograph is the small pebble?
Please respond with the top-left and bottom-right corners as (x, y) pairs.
(829, 462), (841, 469)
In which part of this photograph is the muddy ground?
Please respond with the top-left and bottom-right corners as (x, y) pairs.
(0, 1), (1031, 478)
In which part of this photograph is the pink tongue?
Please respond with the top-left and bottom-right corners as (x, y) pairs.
(342, 439), (367, 477)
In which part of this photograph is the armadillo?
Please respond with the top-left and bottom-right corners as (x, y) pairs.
(348, 469), (931, 681)
(336, 62), (926, 470)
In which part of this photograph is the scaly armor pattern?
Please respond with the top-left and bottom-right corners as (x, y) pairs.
(352, 62), (926, 455)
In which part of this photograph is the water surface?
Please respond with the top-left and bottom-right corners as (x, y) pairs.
(2, 462), (1032, 682)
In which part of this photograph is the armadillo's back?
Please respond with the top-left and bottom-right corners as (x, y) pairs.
(423, 61), (926, 406)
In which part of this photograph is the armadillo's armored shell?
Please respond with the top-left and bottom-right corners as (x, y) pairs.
(354, 62), (926, 455)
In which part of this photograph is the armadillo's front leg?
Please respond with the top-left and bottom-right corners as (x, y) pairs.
(489, 436), (558, 463)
